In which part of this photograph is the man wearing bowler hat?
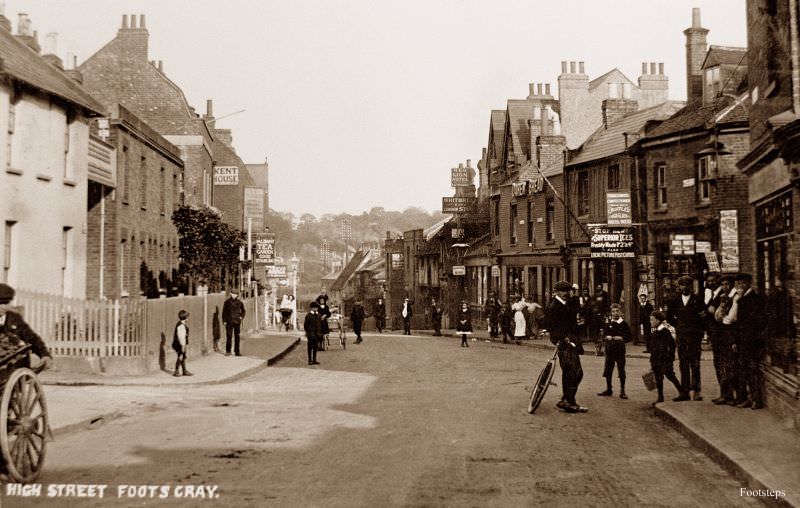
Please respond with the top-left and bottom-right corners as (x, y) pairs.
(0, 284), (52, 369)
(545, 280), (587, 413)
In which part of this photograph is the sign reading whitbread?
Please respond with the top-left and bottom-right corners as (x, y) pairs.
(213, 166), (239, 185)
(253, 235), (275, 265)
(590, 224), (634, 258)
(606, 192), (632, 226)
(442, 197), (477, 213)
(720, 210), (740, 272)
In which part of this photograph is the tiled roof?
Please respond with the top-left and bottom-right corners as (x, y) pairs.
(644, 95), (748, 140)
(568, 101), (685, 165)
(507, 100), (534, 158)
(330, 251), (370, 291)
(0, 28), (104, 114)
(702, 45), (747, 68)
(490, 110), (505, 158)
(424, 215), (452, 241)
(588, 68), (633, 91)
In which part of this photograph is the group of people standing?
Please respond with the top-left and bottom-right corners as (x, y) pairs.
(484, 294), (544, 343)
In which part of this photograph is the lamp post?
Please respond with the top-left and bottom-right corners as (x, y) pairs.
(290, 253), (299, 330)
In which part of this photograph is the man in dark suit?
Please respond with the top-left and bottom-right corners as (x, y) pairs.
(545, 280), (587, 414)
(401, 297), (413, 335)
(733, 273), (767, 409)
(222, 288), (246, 356)
(666, 276), (706, 401)
(0, 284), (52, 369)
(304, 302), (322, 365)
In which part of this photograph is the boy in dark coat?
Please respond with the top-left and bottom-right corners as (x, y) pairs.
(304, 302), (322, 365)
(649, 311), (687, 404)
(597, 303), (632, 399)
(172, 310), (193, 377)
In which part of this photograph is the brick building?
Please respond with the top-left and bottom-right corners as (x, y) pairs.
(0, 13), (105, 297)
(209, 125), (259, 231)
(79, 15), (215, 209)
(383, 236), (405, 330)
(737, 0), (799, 429)
(86, 104), (184, 299)
(635, 10), (752, 306)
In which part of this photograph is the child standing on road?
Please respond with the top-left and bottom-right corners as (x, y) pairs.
(649, 310), (687, 404)
(597, 303), (632, 399)
(172, 310), (193, 377)
(456, 301), (472, 347)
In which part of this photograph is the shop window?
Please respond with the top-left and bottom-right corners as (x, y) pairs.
(510, 203), (517, 245)
(756, 191), (792, 238)
(577, 171), (589, 216)
(696, 155), (713, 203)
(608, 164), (620, 190)
(656, 164), (667, 208)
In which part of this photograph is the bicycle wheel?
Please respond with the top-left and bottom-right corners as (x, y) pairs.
(527, 361), (555, 414)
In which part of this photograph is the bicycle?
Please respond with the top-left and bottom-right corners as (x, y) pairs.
(527, 341), (559, 414)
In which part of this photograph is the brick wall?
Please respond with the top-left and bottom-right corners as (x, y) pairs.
(211, 139), (256, 231)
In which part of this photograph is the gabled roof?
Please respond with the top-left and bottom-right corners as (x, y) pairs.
(643, 95), (748, 140)
(702, 45), (747, 69)
(423, 215), (452, 241)
(506, 100), (534, 159)
(589, 68), (634, 91)
(330, 251), (370, 291)
(489, 110), (505, 159)
(357, 256), (384, 274)
(0, 28), (104, 114)
(568, 101), (685, 165)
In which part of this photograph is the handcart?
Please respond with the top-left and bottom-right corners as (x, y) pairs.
(321, 311), (347, 350)
(0, 339), (49, 482)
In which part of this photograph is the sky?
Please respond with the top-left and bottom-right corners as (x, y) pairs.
(5, 0), (747, 217)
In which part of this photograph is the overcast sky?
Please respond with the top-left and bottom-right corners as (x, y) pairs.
(7, 0), (746, 217)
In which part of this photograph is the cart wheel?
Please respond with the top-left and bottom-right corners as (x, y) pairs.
(1, 368), (48, 482)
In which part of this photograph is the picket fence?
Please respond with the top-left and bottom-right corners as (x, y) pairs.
(13, 290), (260, 364)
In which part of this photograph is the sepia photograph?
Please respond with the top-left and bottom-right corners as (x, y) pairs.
(0, 0), (797, 506)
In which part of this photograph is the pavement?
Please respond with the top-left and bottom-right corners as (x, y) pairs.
(39, 327), (797, 506)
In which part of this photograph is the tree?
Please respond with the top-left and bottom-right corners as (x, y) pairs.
(171, 206), (246, 292)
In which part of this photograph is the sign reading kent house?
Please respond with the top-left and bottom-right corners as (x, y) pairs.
(213, 166), (239, 185)
(606, 192), (632, 226)
(442, 197), (477, 213)
(590, 224), (635, 258)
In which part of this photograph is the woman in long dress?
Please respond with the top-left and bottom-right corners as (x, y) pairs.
(512, 296), (527, 340)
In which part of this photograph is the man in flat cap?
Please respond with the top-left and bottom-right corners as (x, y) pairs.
(222, 288), (246, 356)
(666, 276), (706, 401)
(732, 273), (767, 409)
(544, 280), (587, 413)
(0, 284), (52, 369)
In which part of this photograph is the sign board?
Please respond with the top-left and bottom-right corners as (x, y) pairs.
(442, 197), (477, 213)
(491, 265), (500, 277)
(590, 224), (635, 258)
(704, 251), (721, 272)
(512, 181), (528, 197)
(452, 265), (466, 276)
(244, 187), (264, 219)
(682, 178), (696, 188)
(670, 234), (695, 255)
(530, 176), (545, 194)
(695, 241), (712, 253)
(606, 192), (632, 226)
(720, 210), (740, 272)
(451, 167), (470, 187)
(451, 228), (464, 239)
(253, 234), (275, 265)
(213, 166), (239, 185)
(266, 265), (287, 278)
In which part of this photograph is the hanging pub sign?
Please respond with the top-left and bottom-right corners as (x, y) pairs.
(606, 192), (632, 226)
(512, 181), (529, 197)
(590, 224), (635, 258)
(720, 210), (740, 273)
(451, 167), (470, 187)
(442, 197), (477, 213)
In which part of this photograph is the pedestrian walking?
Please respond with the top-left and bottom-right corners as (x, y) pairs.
(222, 288), (246, 356)
(485, 293), (501, 338)
(401, 297), (413, 335)
(637, 294), (654, 351)
(545, 281), (587, 414)
(456, 301), (472, 347)
(597, 303), (632, 399)
(374, 297), (386, 333)
(304, 302), (321, 365)
(172, 310), (193, 377)
(430, 298), (443, 336)
(649, 310), (688, 404)
(316, 294), (332, 350)
(713, 276), (741, 405)
(499, 301), (513, 344)
(666, 276), (706, 401)
(732, 273), (767, 410)
(512, 296), (527, 341)
(351, 299), (366, 344)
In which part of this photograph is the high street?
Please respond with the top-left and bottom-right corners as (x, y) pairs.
(11, 333), (761, 507)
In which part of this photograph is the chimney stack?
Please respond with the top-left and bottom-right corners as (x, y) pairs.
(0, 3), (10, 32)
(66, 54), (83, 83)
(118, 12), (149, 60)
(42, 32), (63, 70)
(545, 83), (551, 95)
(602, 98), (638, 129)
(15, 14), (40, 52)
(157, 60), (163, 72)
(206, 99), (214, 119)
(683, 7), (709, 104)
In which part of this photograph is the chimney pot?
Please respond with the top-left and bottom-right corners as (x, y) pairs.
(642, 62), (648, 75)
(537, 83), (543, 95)
(122, 14), (128, 28)
(466, 159), (471, 168)
(139, 14), (146, 28)
(579, 61), (585, 74)
(458, 163), (464, 169)
(157, 60), (162, 72)
(659, 62), (664, 75)
(206, 99), (213, 118)
(43, 31), (57, 55)
(545, 83), (551, 95)
(570, 61), (576, 73)
(529, 83), (535, 96)
(561, 61), (567, 73)
(650, 62), (657, 75)
(73, 54), (77, 68)
(130, 14), (136, 29)
(692, 7), (701, 28)
(17, 13), (30, 36)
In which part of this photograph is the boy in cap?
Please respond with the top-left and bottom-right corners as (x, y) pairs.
(545, 280), (587, 413)
(0, 284), (52, 369)
(597, 303), (632, 399)
(172, 310), (193, 376)
(649, 310), (687, 404)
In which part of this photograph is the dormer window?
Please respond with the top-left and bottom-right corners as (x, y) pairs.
(704, 66), (721, 101)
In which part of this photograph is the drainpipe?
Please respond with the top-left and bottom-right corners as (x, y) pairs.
(99, 189), (105, 299)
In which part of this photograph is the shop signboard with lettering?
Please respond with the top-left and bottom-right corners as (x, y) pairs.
(253, 234), (275, 265)
(491, 265), (500, 277)
(452, 265), (466, 276)
(590, 224), (635, 258)
(720, 210), (740, 272)
(451, 167), (470, 187)
(213, 166), (239, 185)
(670, 234), (695, 255)
(606, 192), (632, 226)
(267, 264), (287, 278)
(442, 197), (477, 213)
